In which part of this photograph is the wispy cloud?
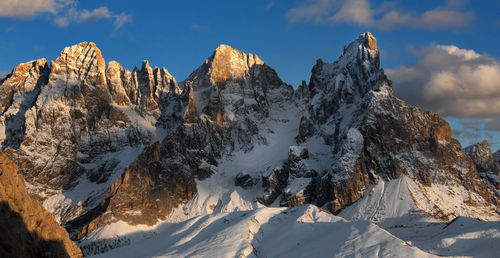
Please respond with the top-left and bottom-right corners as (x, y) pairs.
(0, 71), (9, 81)
(0, 0), (72, 18)
(0, 0), (131, 30)
(113, 12), (132, 30)
(55, 6), (132, 30)
(387, 44), (500, 119)
(190, 23), (210, 32)
(286, 0), (474, 29)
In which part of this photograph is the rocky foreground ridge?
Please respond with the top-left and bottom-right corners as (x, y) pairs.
(0, 33), (499, 255)
(0, 151), (82, 257)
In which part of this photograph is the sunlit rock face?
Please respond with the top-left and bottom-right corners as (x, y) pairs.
(0, 151), (82, 257)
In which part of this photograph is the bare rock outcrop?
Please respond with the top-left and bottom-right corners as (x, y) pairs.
(0, 151), (82, 257)
(464, 141), (500, 202)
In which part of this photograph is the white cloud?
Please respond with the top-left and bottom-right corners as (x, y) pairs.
(386, 44), (500, 118)
(286, 0), (474, 29)
(436, 45), (480, 60)
(0, 0), (73, 18)
(286, 0), (336, 24)
(54, 6), (132, 30)
(113, 13), (132, 30)
(54, 6), (131, 30)
(79, 7), (112, 23)
(0, 1), (131, 30)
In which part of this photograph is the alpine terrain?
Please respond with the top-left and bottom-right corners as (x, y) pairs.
(0, 32), (499, 257)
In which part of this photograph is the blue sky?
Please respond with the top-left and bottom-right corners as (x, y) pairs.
(1, 0), (500, 150)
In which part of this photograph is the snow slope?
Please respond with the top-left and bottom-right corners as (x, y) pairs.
(339, 176), (500, 257)
(387, 217), (500, 258)
(91, 205), (433, 258)
(339, 176), (424, 225)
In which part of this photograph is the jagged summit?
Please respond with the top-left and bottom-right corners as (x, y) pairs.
(337, 32), (379, 68)
(183, 43), (290, 123)
(464, 140), (496, 173)
(464, 140), (500, 193)
(362, 32), (377, 50)
(50, 42), (106, 85)
(186, 44), (267, 87)
(304, 32), (385, 103)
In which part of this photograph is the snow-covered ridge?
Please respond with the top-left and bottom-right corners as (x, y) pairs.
(83, 205), (434, 257)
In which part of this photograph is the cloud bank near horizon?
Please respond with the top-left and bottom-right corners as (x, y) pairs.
(286, 0), (474, 29)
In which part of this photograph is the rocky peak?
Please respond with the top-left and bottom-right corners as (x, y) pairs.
(307, 32), (385, 105)
(207, 44), (264, 85)
(464, 140), (500, 191)
(362, 32), (377, 51)
(140, 60), (153, 73)
(105, 60), (130, 105)
(0, 59), (49, 116)
(338, 32), (380, 71)
(185, 44), (267, 89)
(2, 58), (48, 85)
(464, 140), (496, 173)
(50, 42), (106, 87)
(154, 67), (179, 94)
(300, 32), (390, 133)
(184, 44), (288, 123)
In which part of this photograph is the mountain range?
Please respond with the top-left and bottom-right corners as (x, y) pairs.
(0, 32), (499, 257)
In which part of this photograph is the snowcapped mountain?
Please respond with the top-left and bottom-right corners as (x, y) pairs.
(0, 33), (499, 257)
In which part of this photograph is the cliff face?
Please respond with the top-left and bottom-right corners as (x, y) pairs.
(0, 151), (82, 257)
(464, 140), (500, 204)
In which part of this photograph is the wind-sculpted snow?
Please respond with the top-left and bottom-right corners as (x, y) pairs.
(82, 205), (433, 257)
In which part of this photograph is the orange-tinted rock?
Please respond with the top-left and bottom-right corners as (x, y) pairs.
(0, 152), (82, 257)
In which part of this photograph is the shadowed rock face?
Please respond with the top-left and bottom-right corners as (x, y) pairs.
(72, 125), (219, 239)
(465, 140), (500, 196)
(0, 152), (82, 257)
(465, 140), (498, 173)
